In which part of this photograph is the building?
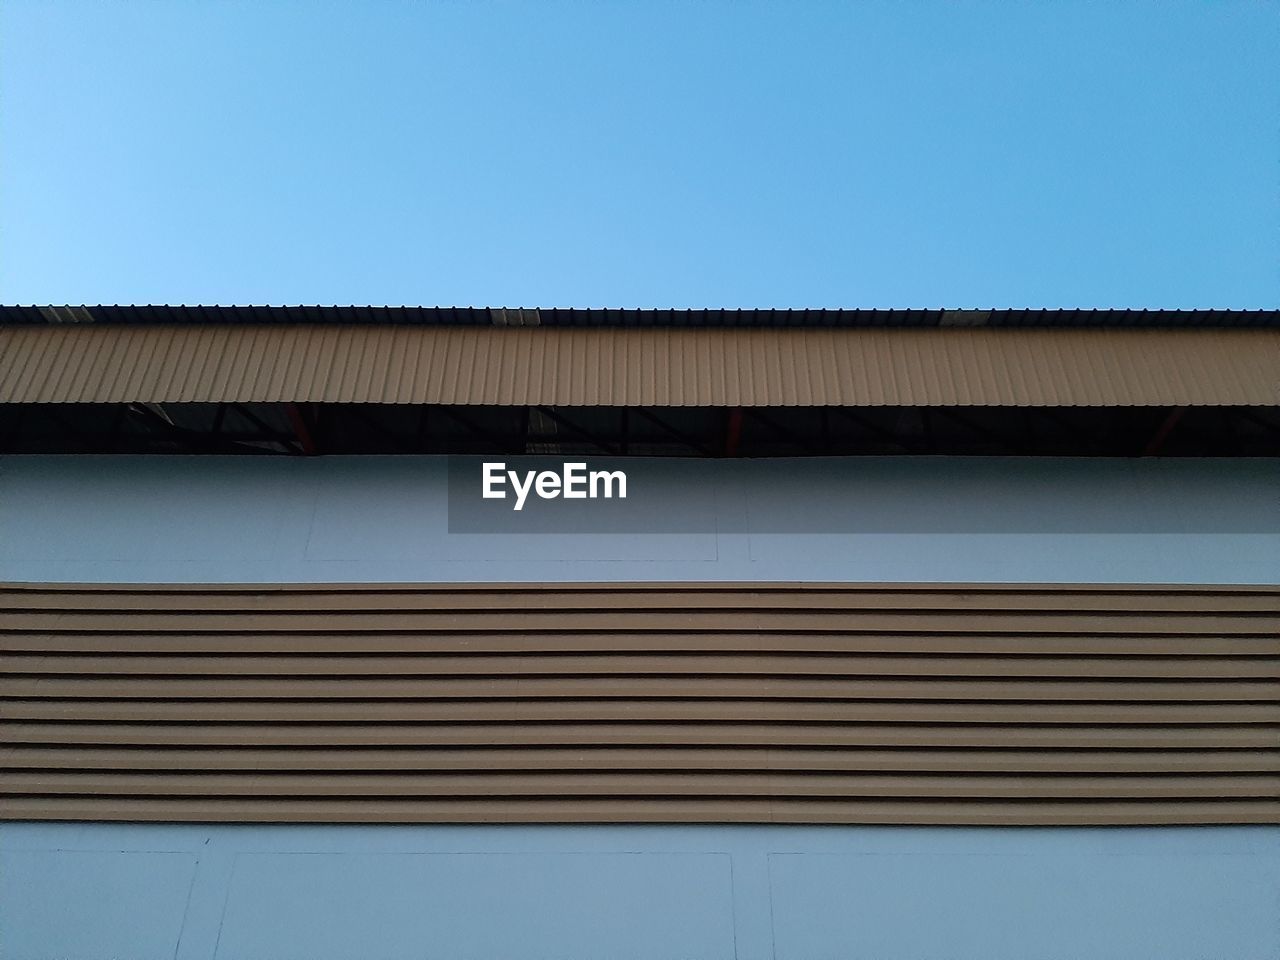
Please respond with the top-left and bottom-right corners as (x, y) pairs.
(1, 305), (1278, 959)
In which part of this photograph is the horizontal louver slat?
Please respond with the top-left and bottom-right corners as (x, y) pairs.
(4, 677), (1275, 701)
(5, 798), (1277, 826)
(7, 610), (1277, 633)
(5, 722), (1275, 749)
(3, 747), (1277, 774)
(8, 654), (1278, 679)
(4, 633), (1276, 656)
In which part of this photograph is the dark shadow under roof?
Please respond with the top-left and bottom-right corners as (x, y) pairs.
(3, 305), (1279, 328)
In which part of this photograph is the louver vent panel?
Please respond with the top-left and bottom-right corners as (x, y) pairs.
(2, 582), (1277, 824)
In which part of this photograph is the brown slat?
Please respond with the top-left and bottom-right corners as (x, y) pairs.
(8, 610), (1277, 634)
(7, 771), (1278, 799)
(5, 797), (1277, 825)
(8, 654), (1278, 679)
(5, 699), (1275, 724)
(5, 587), (1278, 613)
(5, 633), (1276, 656)
(4, 746), (1277, 774)
(5, 676), (1275, 701)
(6, 722), (1274, 749)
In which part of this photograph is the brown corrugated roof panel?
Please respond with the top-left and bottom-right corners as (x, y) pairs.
(2, 325), (1277, 406)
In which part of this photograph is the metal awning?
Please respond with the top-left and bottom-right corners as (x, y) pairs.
(1, 324), (1277, 407)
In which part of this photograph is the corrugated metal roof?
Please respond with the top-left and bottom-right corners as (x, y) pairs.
(2, 305), (1279, 328)
(1, 324), (1276, 407)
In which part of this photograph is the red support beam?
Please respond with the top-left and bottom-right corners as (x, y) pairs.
(285, 403), (319, 456)
(1142, 407), (1187, 457)
(723, 407), (744, 457)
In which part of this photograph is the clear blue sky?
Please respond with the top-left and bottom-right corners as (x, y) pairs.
(1, 2), (1276, 309)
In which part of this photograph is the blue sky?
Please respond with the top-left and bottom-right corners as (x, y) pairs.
(1, 2), (1276, 308)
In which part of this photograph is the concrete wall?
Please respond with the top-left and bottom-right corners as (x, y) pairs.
(3, 454), (1278, 959)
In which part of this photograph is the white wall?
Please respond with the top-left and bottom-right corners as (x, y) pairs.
(2, 454), (1278, 584)
(3, 822), (1278, 960)
(3, 453), (1278, 960)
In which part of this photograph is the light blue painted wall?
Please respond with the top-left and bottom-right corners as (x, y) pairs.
(3, 454), (1277, 958)
(2, 822), (1278, 960)
(2, 454), (1278, 584)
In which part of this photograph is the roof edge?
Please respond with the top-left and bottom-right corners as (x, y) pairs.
(3, 305), (1279, 328)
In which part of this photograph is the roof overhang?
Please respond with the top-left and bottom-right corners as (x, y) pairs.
(3, 324), (1277, 407)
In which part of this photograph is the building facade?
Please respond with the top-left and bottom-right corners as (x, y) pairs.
(2, 307), (1278, 959)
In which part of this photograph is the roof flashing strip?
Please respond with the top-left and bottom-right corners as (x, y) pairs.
(3, 306), (1280, 328)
